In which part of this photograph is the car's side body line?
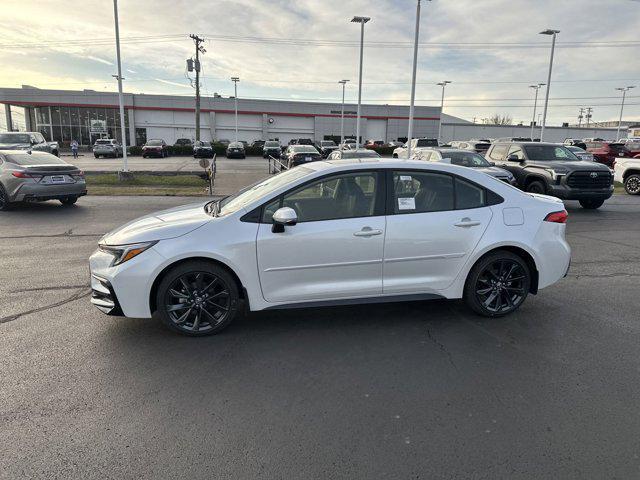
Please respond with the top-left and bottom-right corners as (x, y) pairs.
(262, 292), (445, 310)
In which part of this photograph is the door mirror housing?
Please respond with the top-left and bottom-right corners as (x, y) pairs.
(272, 207), (298, 233)
(507, 154), (522, 162)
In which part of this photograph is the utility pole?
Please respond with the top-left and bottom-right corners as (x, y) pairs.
(585, 107), (593, 128)
(436, 81), (451, 145)
(529, 83), (545, 140)
(406, 0), (424, 160)
(615, 86), (636, 141)
(112, 0), (128, 173)
(231, 77), (240, 142)
(189, 34), (206, 141)
(351, 16), (370, 149)
(338, 79), (349, 147)
(539, 29), (560, 141)
(578, 107), (584, 128)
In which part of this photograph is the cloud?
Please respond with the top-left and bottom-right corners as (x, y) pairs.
(126, 69), (137, 74)
(86, 55), (114, 66)
(155, 78), (191, 88)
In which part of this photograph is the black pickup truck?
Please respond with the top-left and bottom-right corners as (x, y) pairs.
(485, 142), (613, 209)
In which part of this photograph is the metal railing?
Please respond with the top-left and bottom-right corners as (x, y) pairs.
(268, 155), (288, 174)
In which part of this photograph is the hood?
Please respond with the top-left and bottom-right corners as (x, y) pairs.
(529, 160), (610, 171)
(476, 166), (511, 177)
(100, 202), (212, 245)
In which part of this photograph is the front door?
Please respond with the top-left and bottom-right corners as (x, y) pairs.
(257, 170), (385, 303)
(383, 170), (492, 293)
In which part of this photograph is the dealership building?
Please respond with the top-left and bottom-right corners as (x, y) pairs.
(0, 86), (447, 147)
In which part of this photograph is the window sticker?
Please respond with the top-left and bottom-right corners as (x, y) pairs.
(398, 197), (416, 210)
(399, 175), (412, 181)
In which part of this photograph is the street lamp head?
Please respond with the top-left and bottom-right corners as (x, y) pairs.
(231, 77), (240, 82)
(539, 29), (560, 35)
(351, 16), (371, 24)
(436, 81), (451, 87)
(339, 79), (350, 84)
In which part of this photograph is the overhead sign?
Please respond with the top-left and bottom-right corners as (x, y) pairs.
(90, 120), (107, 134)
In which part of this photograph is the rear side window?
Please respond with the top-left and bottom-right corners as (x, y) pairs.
(455, 178), (485, 210)
(489, 145), (508, 160)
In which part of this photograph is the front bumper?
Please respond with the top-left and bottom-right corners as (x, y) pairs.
(547, 184), (614, 201)
(90, 274), (123, 315)
(11, 182), (87, 202)
(226, 151), (245, 158)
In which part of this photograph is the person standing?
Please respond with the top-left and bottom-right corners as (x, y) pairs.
(71, 139), (79, 159)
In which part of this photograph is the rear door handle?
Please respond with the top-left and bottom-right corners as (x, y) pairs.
(354, 227), (383, 237)
(454, 218), (481, 227)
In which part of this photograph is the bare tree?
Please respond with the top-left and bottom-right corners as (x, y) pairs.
(488, 114), (513, 125)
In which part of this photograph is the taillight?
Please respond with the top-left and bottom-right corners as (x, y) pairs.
(11, 171), (41, 179)
(544, 210), (568, 224)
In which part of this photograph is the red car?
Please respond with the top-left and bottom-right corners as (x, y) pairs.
(584, 141), (631, 168)
(624, 141), (640, 158)
(142, 139), (169, 158)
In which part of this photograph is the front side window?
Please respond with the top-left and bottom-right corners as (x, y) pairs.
(523, 145), (578, 161)
(507, 145), (525, 160)
(392, 172), (454, 214)
(262, 172), (380, 223)
(489, 144), (509, 161)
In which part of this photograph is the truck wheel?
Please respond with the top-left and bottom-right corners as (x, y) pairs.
(579, 199), (605, 209)
(624, 174), (640, 195)
(525, 180), (546, 194)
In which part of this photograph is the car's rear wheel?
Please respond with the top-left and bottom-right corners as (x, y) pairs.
(624, 174), (640, 195)
(579, 198), (605, 209)
(0, 185), (12, 211)
(156, 261), (239, 336)
(525, 180), (546, 194)
(463, 250), (531, 317)
(60, 196), (78, 206)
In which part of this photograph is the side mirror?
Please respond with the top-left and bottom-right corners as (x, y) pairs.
(272, 207), (298, 233)
(507, 154), (521, 162)
(489, 161), (496, 166)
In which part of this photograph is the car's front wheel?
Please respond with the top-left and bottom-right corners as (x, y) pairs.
(156, 261), (240, 336)
(463, 250), (531, 317)
(624, 174), (640, 195)
(579, 198), (605, 209)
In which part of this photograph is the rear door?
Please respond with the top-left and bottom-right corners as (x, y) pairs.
(383, 170), (493, 293)
(256, 170), (386, 303)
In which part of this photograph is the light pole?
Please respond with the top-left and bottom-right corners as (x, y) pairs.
(539, 29), (559, 141)
(436, 80), (451, 145)
(112, 0), (128, 172)
(529, 83), (545, 140)
(351, 16), (370, 149)
(338, 79), (349, 147)
(407, 0), (425, 160)
(231, 77), (239, 142)
(615, 86), (635, 140)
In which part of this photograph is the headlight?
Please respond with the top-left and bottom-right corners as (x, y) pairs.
(545, 168), (568, 180)
(98, 241), (158, 266)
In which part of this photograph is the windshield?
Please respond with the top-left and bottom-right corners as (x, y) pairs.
(292, 146), (318, 153)
(147, 140), (163, 146)
(265, 141), (279, 147)
(0, 133), (30, 144)
(442, 151), (491, 167)
(523, 145), (579, 161)
(3, 152), (65, 165)
(216, 167), (313, 216)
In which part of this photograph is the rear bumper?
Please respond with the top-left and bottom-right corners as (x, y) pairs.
(226, 152), (245, 158)
(142, 150), (164, 157)
(547, 184), (614, 201)
(11, 182), (87, 202)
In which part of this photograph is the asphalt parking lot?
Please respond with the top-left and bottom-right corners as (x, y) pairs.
(2, 195), (640, 479)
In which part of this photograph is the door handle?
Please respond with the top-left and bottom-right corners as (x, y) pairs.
(454, 218), (481, 227)
(354, 227), (383, 237)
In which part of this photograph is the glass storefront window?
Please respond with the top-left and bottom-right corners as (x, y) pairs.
(97, 108), (106, 123)
(38, 125), (52, 141)
(62, 125), (71, 142)
(51, 125), (63, 143)
(69, 107), (79, 126)
(81, 126), (90, 146)
(51, 106), (61, 125)
(35, 107), (50, 125)
(80, 107), (90, 128)
(60, 108), (70, 126)
(136, 128), (147, 146)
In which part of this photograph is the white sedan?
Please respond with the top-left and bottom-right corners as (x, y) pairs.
(89, 159), (571, 336)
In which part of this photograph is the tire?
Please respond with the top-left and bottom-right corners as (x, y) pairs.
(156, 260), (240, 336)
(392, 154), (398, 159)
(60, 196), (78, 206)
(0, 184), (12, 211)
(525, 180), (546, 194)
(463, 250), (531, 317)
(94, 154), (99, 158)
(579, 198), (605, 209)
(142, 154), (147, 159)
(624, 174), (640, 195)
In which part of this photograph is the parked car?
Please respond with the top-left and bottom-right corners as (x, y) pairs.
(89, 157), (571, 336)
(623, 140), (640, 158)
(316, 140), (338, 158)
(226, 141), (246, 159)
(239, 141), (249, 149)
(251, 140), (266, 149)
(174, 138), (193, 147)
(565, 145), (594, 162)
(393, 138), (439, 158)
(327, 149), (381, 160)
(584, 141), (632, 168)
(0, 131), (56, 154)
(450, 140), (491, 155)
(486, 142), (613, 209)
(93, 138), (123, 158)
(365, 140), (385, 149)
(142, 139), (169, 158)
(282, 145), (322, 168)
(613, 156), (640, 195)
(289, 138), (314, 146)
(413, 148), (516, 185)
(193, 141), (214, 159)
(217, 139), (231, 147)
(493, 137), (534, 143)
(388, 141), (405, 148)
(0, 150), (86, 210)
(262, 140), (281, 158)
(563, 138), (587, 150)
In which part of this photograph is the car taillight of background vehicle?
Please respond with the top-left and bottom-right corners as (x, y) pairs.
(544, 210), (568, 223)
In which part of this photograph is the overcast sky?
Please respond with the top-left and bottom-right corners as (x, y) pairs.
(1, 0), (639, 125)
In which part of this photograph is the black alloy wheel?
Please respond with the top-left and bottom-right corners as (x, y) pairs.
(624, 174), (640, 195)
(157, 261), (239, 336)
(464, 251), (530, 317)
(525, 180), (546, 194)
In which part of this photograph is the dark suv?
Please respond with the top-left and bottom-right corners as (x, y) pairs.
(486, 142), (613, 209)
